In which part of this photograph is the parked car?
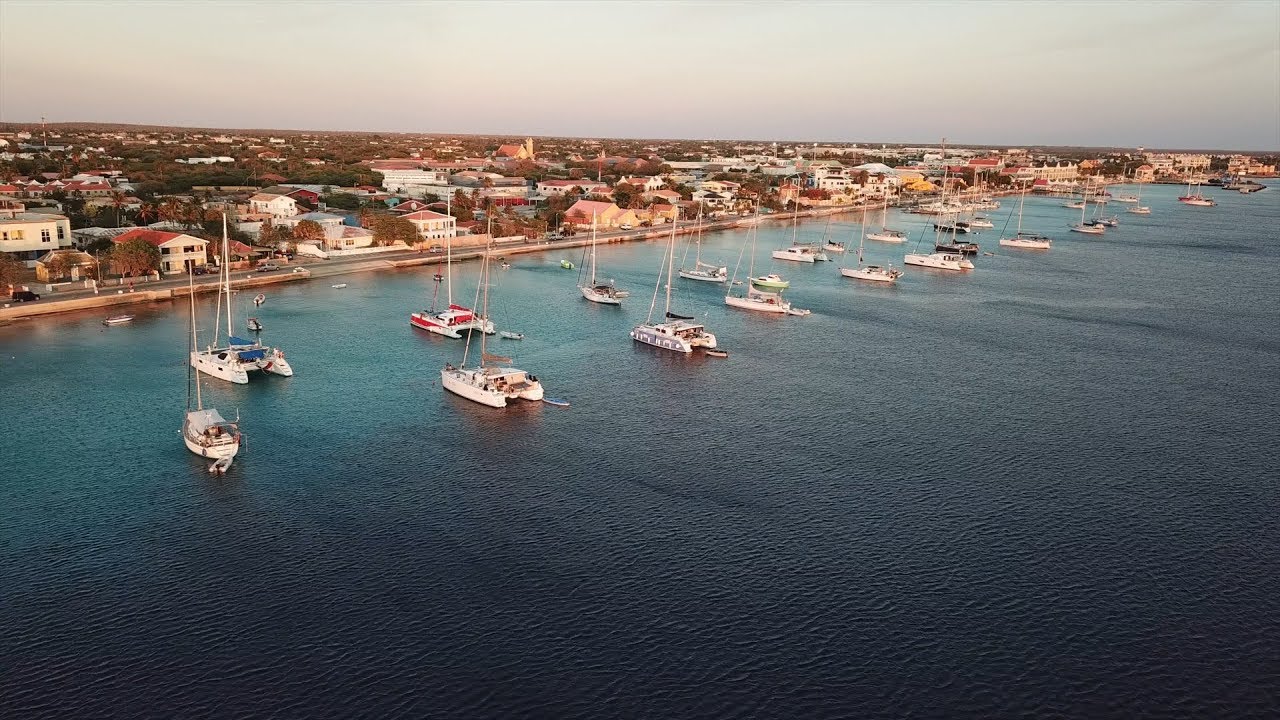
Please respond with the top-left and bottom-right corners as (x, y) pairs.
(620, 224), (633, 231)
(192, 264), (214, 275)
(10, 290), (41, 302)
(258, 262), (281, 271)
(428, 244), (444, 253)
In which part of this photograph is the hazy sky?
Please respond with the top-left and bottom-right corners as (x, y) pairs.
(2, 1), (1278, 149)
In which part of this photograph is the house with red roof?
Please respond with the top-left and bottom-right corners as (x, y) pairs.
(111, 228), (208, 274)
(494, 139), (534, 161)
(390, 199), (430, 214)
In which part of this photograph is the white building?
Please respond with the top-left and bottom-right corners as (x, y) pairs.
(1027, 162), (1079, 182)
(248, 192), (299, 219)
(0, 210), (73, 266)
(617, 176), (666, 192)
(401, 210), (456, 241)
(536, 179), (609, 197)
(110, 228), (208, 275)
(274, 212), (347, 241)
(376, 168), (452, 195)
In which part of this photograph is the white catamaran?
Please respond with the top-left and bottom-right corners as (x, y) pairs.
(579, 213), (629, 304)
(182, 266), (241, 472)
(441, 246), (544, 408)
(190, 215), (294, 384)
(631, 216), (719, 352)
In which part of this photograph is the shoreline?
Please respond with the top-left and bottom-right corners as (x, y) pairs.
(1, 203), (875, 326)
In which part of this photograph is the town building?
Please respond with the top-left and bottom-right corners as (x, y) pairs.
(400, 210), (457, 241)
(1, 207), (73, 266)
(35, 249), (96, 282)
(110, 228), (208, 275)
(275, 212), (347, 241)
(375, 168), (452, 195)
(1134, 165), (1156, 183)
(248, 192), (299, 219)
(563, 199), (638, 229)
(536, 179), (609, 197)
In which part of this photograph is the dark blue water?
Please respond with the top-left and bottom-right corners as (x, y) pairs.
(3, 184), (1278, 719)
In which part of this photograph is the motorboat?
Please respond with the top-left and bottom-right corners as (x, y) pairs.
(1094, 216), (1119, 227)
(1063, 200), (1085, 209)
(330, 283), (347, 289)
(904, 252), (974, 271)
(1127, 205), (1152, 215)
(499, 331), (523, 340)
(247, 317), (263, 332)
(750, 273), (790, 290)
(704, 348), (728, 358)
(560, 259), (575, 269)
(771, 245), (829, 262)
(253, 293), (265, 307)
(968, 216), (995, 229)
(102, 314), (134, 326)
(932, 221), (972, 234)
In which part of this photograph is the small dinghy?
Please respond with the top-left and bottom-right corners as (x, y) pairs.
(542, 397), (570, 407)
(704, 348), (728, 358)
(787, 307), (812, 317)
(560, 259), (574, 269)
(500, 331), (524, 340)
(331, 283), (347, 289)
(102, 314), (134, 326)
(501, 262), (512, 269)
(253, 293), (266, 307)
(247, 317), (264, 332)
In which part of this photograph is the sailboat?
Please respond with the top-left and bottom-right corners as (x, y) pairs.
(411, 199), (495, 338)
(1178, 169), (1216, 206)
(999, 182), (1052, 249)
(1128, 180), (1152, 215)
(841, 205), (902, 282)
(441, 245), (544, 407)
(866, 200), (908, 243)
(631, 218), (719, 352)
(726, 203), (808, 313)
(190, 215), (294, 384)
(821, 216), (847, 254)
(678, 210), (728, 282)
(182, 265), (241, 472)
(905, 161), (975, 271)
(578, 213), (629, 304)
(772, 201), (829, 262)
(1069, 180), (1106, 234)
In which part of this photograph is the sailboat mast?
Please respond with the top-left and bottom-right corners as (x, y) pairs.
(664, 209), (675, 315)
(1016, 182), (1026, 234)
(694, 210), (703, 265)
(460, 243), (484, 369)
(188, 262), (202, 411)
(479, 247), (490, 362)
(590, 212), (597, 285)
(446, 193), (453, 306)
(223, 215), (233, 341)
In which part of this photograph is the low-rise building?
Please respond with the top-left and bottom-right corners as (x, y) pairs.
(563, 200), (637, 228)
(248, 192), (299, 219)
(1, 211), (73, 266)
(1134, 164), (1156, 183)
(536, 179), (608, 197)
(275, 211), (347, 241)
(35, 249), (96, 281)
(111, 228), (208, 275)
(400, 210), (457, 241)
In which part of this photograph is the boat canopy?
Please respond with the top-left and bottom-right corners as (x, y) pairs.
(228, 336), (255, 346)
(665, 311), (695, 320)
(186, 408), (229, 433)
(236, 348), (267, 361)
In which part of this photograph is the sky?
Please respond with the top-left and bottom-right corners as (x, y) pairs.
(1, 1), (1278, 150)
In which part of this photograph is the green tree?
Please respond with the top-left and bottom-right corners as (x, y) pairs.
(320, 193), (361, 211)
(108, 238), (162, 278)
(370, 215), (418, 246)
(47, 253), (76, 280)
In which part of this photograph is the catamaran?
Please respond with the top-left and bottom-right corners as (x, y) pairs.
(999, 182), (1053, 249)
(411, 204), (495, 337)
(441, 246), (543, 408)
(678, 210), (728, 283)
(632, 217), (718, 352)
(579, 213), (629, 304)
(840, 204), (902, 282)
(191, 216), (293, 384)
(182, 266), (240, 472)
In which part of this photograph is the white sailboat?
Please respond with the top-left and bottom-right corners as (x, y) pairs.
(841, 205), (902, 282)
(678, 211), (728, 282)
(1069, 180), (1106, 234)
(821, 216), (847, 254)
(727, 203), (808, 313)
(632, 215), (719, 352)
(191, 215), (294, 384)
(772, 203), (829, 262)
(866, 201), (908, 243)
(441, 246), (544, 408)
(1128, 180), (1152, 215)
(182, 267), (241, 472)
(999, 182), (1053, 249)
(411, 197), (495, 337)
(906, 156), (976, 270)
(1178, 169), (1216, 206)
(579, 213), (629, 304)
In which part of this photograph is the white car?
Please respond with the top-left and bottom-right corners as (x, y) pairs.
(620, 224), (633, 231)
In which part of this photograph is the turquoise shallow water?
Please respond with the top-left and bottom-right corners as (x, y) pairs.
(2, 183), (1278, 718)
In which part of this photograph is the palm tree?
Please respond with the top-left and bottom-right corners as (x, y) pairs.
(109, 190), (127, 227)
(137, 202), (157, 226)
(158, 198), (182, 226)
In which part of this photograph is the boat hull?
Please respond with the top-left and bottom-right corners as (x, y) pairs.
(866, 232), (908, 243)
(904, 253), (974, 271)
(410, 311), (494, 338)
(999, 237), (1052, 249)
(724, 294), (789, 313)
(1069, 225), (1106, 235)
(771, 250), (817, 263)
(840, 266), (900, 282)
(441, 367), (544, 407)
(182, 433), (240, 460)
(580, 286), (623, 305)
(678, 269), (727, 283)
(630, 322), (717, 352)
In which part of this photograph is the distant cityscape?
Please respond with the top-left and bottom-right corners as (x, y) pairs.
(1, 123), (1277, 287)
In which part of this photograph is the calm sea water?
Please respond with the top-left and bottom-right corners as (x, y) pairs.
(2, 184), (1278, 719)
